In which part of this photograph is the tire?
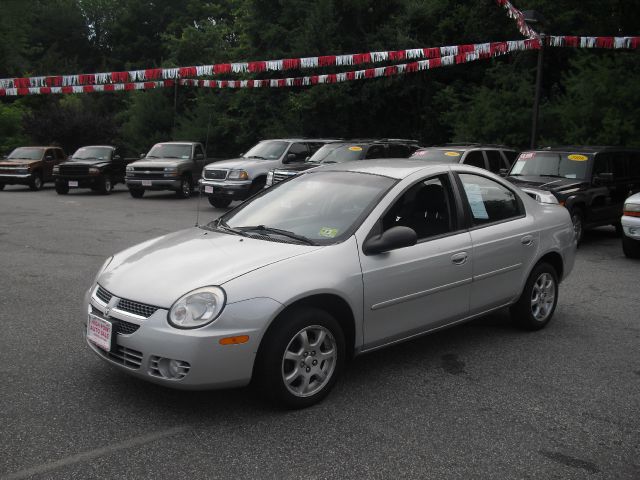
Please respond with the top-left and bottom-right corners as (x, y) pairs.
(613, 222), (623, 237)
(29, 173), (43, 191)
(99, 177), (112, 195)
(55, 182), (69, 195)
(510, 262), (559, 331)
(248, 178), (266, 197)
(129, 187), (145, 198)
(254, 307), (345, 409)
(570, 208), (584, 244)
(0, 183), (5, 190)
(622, 235), (640, 259)
(208, 196), (232, 208)
(176, 175), (192, 199)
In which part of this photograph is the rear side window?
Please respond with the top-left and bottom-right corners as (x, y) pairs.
(365, 145), (386, 159)
(503, 150), (518, 166)
(463, 151), (486, 169)
(387, 144), (413, 158)
(194, 144), (204, 157)
(485, 150), (503, 173)
(459, 173), (521, 225)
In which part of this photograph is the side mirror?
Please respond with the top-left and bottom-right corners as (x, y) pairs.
(362, 226), (417, 255)
(239, 152), (244, 157)
(114, 154), (121, 161)
(139, 153), (145, 158)
(594, 172), (614, 184)
(195, 153), (204, 160)
(45, 155), (54, 161)
(499, 168), (508, 177)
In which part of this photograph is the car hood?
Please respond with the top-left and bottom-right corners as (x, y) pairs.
(131, 159), (188, 168)
(99, 227), (321, 308)
(276, 163), (318, 173)
(206, 158), (278, 170)
(60, 160), (110, 168)
(0, 159), (40, 167)
(508, 175), (587, 193)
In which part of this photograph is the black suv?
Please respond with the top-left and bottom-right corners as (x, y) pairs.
(53, 145), (133, 194)
(507, 147), (640, 242)
(265, 139), (421, 187)
(410, 144), (519, 174)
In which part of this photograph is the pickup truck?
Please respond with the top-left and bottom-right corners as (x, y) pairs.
(125, 141), (214, 198)
(200, 138), (337, 208)
(0, 146), (66, 191)
(53, 145), (134, 195)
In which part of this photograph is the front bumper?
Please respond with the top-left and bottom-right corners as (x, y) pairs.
(54, 175), (101, 188)
(621, 215), (640, 240)
(126, 177), (182, 190)
(0, 172), (33, 185)
(84, 286), (281, 390)
(200, 179), (252, 200)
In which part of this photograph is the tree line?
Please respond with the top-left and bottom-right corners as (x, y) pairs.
(1, 0), (639, 157)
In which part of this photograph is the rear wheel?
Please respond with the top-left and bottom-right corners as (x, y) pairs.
(208, 196), (231, 208)
(254, 307), (345, 409)
(176, 175), (192, 199)
(129, 187), (145, 198)
(55, 181), (69, 195)
(510, 262), (559, 330)
(29, 173), (43, 191)
(622, 235), (640, 259)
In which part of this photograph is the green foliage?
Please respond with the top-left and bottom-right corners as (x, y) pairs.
(1, 0), (640, 154)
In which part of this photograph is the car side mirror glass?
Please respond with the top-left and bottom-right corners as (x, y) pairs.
(195, 153), (204, 160)
(114, 155), (121, 160)
(362, 226), (417, 255)
(45, 155), (54, 161)
(140, 153), (145, 158)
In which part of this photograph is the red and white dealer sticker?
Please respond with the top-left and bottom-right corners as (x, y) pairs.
(519, 152), (536, 160)
(87, 314), (112, 352)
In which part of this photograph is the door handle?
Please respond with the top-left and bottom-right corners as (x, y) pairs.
(451, 252), (468, 265)
(521, 235), (534, 246)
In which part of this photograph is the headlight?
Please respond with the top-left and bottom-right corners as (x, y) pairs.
(168, 286), (226, 329)
(228, 169), (249, 180)
(89, 167), (100, 175)
(17, 168), (29, 174)
(266, 171), (274, 186)
(624, 203), (640, 217)
(164, 167), (178, 177)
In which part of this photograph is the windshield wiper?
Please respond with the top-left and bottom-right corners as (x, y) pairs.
(539, 174), (562, 178)
(146, 155), (158, 158)
(237, 225), (316, 245)
(206, 218), (248, 237)
(246, 155), (266, 159)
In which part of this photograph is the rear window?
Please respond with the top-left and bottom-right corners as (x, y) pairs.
(510, 152), (591, 179)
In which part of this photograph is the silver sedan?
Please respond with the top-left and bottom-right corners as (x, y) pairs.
(84, 160), (576, 408)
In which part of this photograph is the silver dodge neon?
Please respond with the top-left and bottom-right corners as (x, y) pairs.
(85, 160), (576, 408)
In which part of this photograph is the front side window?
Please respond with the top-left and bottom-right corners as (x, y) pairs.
(287, 143), (309, 160)
(459, 173), (520, 225)
(485, 150), (503, 172)
(194, 145), (205, 158)
(381, 175), (456, 240)
(463, 151), (486, 169)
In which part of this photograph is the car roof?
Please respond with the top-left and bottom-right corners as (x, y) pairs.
(318, 159), (452, 179)
(258, 138), (341, 143)
(527, 146), (640, 154)
(78, 145), (115, 149)
(419, 144), (515, 150)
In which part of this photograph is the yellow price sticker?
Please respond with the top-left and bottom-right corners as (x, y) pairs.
(348, 146), (363, 151)
(445, 151), (461, 157)
(568, 154), (588, 161)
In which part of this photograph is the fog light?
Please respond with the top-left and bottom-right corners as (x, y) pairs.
(150, 356), (191, 380)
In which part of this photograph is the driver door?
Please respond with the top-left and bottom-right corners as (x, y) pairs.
(357, 173), (472, 349)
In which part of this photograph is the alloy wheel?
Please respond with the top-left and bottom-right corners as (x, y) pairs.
(530, 272), (556, 321)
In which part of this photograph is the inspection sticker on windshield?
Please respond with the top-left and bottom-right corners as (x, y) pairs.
(348, 146), (363, 152)
(568, 154), (588, 161)
(319, 227), (338, 238)
(444, 151), (461, 157)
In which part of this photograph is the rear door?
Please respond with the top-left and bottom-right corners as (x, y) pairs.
(456, 172), (539, 314)
(359, 172), (472, 348)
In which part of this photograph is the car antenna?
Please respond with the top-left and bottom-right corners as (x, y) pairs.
(195, 180), (203, 227)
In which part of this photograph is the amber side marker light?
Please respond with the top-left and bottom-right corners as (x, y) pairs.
(558, 201), (566, 206)
(219, 335), (250, 345)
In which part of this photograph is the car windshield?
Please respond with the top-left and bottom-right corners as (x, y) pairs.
(411, 149), (465, 162)
(146, 144), (192, 160)
(72, 147), (112, 161)
(509, 152), (591, 179)
(243, 141), (288, 160)
(207, 171), (395, 244)
(307, 145), (365, 164)
(7, 148), (43, 160)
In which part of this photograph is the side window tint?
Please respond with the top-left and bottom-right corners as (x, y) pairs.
(56, 149), (65, 160)
(365, 145), (386, 159)
(459, 173), (520, 225)
(463, 151), (485, 169)
(612, 153), (628, 179)
(503, 150), (518, 166)
(381, 175), (456, 241)
(194, 145), (204, 157)
(592, 154), (611, 176)
(288, 143), (308, 159)
(485, 150), (502, 172)
(387, 144), (411, 158)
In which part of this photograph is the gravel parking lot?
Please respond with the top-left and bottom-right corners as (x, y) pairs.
(1, 183), (638, 479)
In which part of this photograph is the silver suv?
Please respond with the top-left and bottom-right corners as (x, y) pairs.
(200, 139), (337, 208)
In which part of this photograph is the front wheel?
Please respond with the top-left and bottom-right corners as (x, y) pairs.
(99, 177), (112, 194)
(570, 208), (584, 244)
(129, 187), (145, 198)
(208, 196), (231, 208)
(510, 262), (559, 330)
(622, 235), (640, 259)
(255, 307), (345, 409)
(29, 173), (43, 191)
(176, 176), (192, 199)
(55, 182), (69, 195)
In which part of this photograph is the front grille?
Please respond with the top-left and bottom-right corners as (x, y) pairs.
(272, 170), (298, 184)
(91, 305), (140, 335)
(133, 167), (164, 172)
(104, 345), (143, 369)
(96, 286), (112, 304)
(204, 169), (228, 180)
(60, 164), (89, 176)
(95, 285), (158, 319)
(117, 298), (158, 318)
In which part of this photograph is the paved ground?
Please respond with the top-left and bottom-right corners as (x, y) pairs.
(0, 183), (638, 480)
